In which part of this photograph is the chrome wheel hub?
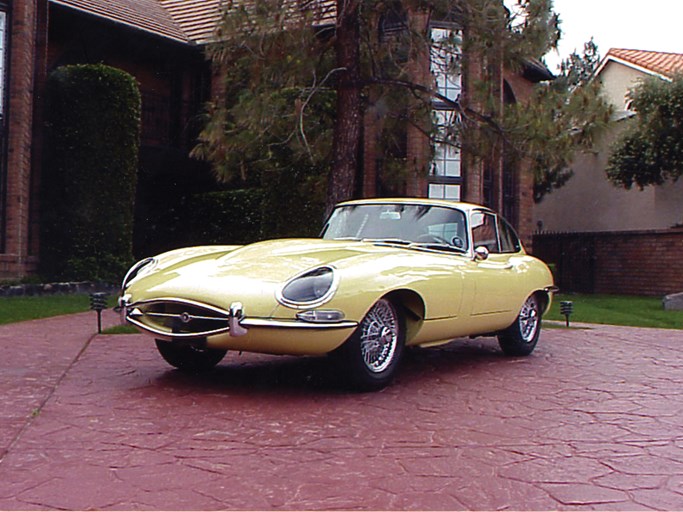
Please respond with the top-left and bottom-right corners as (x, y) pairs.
(519, 296), (540, 343)
(360, 300), (398, 373)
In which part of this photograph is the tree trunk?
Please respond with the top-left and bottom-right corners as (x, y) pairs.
(325, 0), (362, 216)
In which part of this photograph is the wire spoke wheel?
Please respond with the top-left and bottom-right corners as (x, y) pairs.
(359, 299), (399, 373)
(518, 296), (540, 343)
(335, 297), (405, 390)
(498, 294), (542, 357)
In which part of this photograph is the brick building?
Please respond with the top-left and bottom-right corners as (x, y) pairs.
(362, 11), (551, 247)
(1, 0), (551, 279)
(1, 0), (217, 279)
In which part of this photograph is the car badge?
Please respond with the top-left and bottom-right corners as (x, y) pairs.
(179, 312), (192, 324)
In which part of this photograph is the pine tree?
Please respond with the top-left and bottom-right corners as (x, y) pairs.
(193, 0), (611, 211)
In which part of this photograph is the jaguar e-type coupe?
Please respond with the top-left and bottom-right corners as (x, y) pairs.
(119, 198), (557, 390)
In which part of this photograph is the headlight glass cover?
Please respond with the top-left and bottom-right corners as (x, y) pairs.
(278, 267), (338, 307)
(121, 257), (157, 289)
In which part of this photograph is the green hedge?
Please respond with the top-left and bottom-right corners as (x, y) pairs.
(41, 64), (140, 282)
(259, 166), (326, 239)
(183, 189), (265, 246)
(134, 183), (325, 256)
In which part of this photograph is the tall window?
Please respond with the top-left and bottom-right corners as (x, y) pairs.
(429, 25), (462, 201)
(430, 27), (462, 102)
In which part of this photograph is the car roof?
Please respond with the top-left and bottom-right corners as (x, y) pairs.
(335, 197), (494, 214)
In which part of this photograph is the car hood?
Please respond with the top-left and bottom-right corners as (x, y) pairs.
(124, 239), (422, 312)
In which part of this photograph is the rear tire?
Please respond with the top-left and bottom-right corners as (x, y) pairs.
(335, 298), (405, 391)
(498, 294), (542, 356)
(155, 340), (227, 372)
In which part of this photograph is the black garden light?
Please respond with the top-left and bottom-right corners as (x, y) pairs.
(90, 292), (109, 334)
(560, 300), (574, 327)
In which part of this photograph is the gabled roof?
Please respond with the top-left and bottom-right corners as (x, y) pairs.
(51, 0), (224, 45)
(596, 48), (683, 80)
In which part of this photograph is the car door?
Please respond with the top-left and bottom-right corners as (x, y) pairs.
(468, 210), (521, 316)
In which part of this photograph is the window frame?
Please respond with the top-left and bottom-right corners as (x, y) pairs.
(470, 210), (522, 255)
(427, 22), (463, 201)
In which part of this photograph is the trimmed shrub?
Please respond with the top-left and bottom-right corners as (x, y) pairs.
(183, 189), (264, 246)
(260, 166), (326, 239)
(41, 64), (140, 282)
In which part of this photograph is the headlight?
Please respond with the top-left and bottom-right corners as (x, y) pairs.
(278, 266), (338, 308)
(121, 257), (156, 290)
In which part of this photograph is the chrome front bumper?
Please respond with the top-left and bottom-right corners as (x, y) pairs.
(118, 296), (357, 340)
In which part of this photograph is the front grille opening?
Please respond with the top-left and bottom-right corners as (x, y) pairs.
(133, 300), (230, 337)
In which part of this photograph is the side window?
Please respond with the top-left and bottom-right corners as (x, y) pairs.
(498, 217), (521, 253)
(471, 211), (499, 253)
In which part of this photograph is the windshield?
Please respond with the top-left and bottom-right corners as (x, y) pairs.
(321, 203), (468, 251)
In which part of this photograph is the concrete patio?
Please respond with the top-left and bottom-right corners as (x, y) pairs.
(0, 310), (681, 510)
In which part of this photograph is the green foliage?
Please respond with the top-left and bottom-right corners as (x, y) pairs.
(102, 324), (139, 335)
(260, 166), (327, 238)
(197, 0), (607, 206)
(193, 17), (334, 228)
(463, 0), (560, 64)
(183, 189), (265, 245)
(505, 40), (613, 202)
(145, 184), (324, 251)
(193, 0), (336, 185)
(607, 75), (683, 189)
(555, 38), (600, 89)
(42, 64), (140, 282)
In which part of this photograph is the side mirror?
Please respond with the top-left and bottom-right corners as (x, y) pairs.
(474, 246), (489, 261)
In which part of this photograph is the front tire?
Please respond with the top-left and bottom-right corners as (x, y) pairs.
(335, 298), (405, 391)
(155, 340), (227, 372)
(498, 294), (542, 356)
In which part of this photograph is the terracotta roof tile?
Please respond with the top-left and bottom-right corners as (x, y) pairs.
(607, 48), (683, 78)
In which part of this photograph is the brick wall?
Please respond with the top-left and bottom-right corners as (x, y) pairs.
(0, 0), (44, 278)
(533, 229), (683, 297)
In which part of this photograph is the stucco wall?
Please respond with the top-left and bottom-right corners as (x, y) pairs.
(598, 61), (649, 109)
(533, 60), (683, 234)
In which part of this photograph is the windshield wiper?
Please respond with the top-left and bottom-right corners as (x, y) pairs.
(412, 242), (467, 254)
(363, 238), (412, 246)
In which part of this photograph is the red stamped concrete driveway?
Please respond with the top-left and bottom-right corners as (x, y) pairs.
(0, 310), (682, 510)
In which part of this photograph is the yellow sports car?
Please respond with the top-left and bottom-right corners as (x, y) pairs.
(119, 198), (557, 390)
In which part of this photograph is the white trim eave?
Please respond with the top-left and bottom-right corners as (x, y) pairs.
(591, 54), (672, 83)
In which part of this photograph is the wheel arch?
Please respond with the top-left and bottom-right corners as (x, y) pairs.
(383, 289), (426, 343)
(533, 289), (552, 315)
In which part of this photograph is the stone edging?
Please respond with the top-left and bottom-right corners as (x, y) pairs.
(0, 281), (118, 297)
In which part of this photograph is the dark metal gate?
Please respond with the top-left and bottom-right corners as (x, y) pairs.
(532, 233), (596, 294)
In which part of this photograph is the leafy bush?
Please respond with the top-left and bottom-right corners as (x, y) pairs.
(260, 165), (326, 239)
(184, 189), (265, 246)
(607, 76), (683, 189)
(41, 64), (140, 282)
